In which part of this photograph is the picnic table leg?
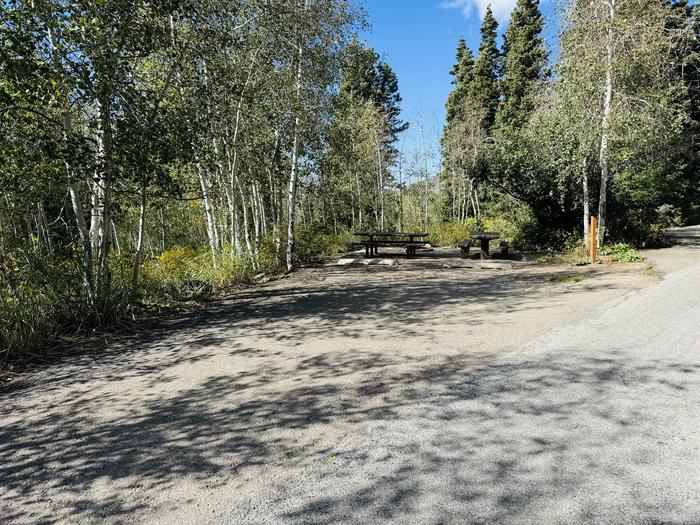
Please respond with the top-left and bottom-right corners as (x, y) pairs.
(365, 244), (370, 257)
(480, 238), (490, 259)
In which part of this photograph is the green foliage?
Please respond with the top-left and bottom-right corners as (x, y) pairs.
(429, 220), (476, 247)
(141, 246), (253, 300)
(293, 226), (352, 265)
(445, 38), (475, 126)
(601, 243), (645, 263)
(496, 0), (548, 131)
(339, 38), (408, 161)
(0, 248), (133, 359)
(468, 6), (501, 128)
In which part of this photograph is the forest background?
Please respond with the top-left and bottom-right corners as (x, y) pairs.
(1, 0), (698, 357)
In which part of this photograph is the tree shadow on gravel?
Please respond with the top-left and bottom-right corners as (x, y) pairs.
(0, 265), (684, 523)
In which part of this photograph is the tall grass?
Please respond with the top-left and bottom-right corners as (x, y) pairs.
(0, 248), (133, 360)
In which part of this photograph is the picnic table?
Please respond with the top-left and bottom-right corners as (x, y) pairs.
(471, 231), (501, 259)
(353, 231), (429, 257)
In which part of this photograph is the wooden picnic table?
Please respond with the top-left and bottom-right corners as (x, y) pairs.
(471, 231), (501, 259)
(354, 231), (429, 257)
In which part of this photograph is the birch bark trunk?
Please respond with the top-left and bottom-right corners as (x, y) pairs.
(198, 163), (220, 266)
(377, 137), (384, 231)
(582, 157), (590, 247)
(92, 92), (114, 296)
(597, 0), (615, 247)
(132, 179), (148, 288)
(285, 0), (310, 271)
(46, 21), (93, 299)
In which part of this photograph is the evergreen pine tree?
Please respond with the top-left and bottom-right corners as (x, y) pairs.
(445, 37), (475, 125)
(496, 0), (548, 129)
(467, 6), (500, 129)
(340, 38), (408, 162)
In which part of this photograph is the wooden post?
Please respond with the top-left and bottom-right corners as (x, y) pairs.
(590, 216), (598, 264)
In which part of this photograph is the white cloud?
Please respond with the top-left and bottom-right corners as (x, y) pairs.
(440, 0), (518, 22)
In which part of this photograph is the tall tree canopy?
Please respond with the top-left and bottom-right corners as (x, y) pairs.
(339, 38), (408, 161)
(467, 6), (501, 129)
(496, 0), (548, 130)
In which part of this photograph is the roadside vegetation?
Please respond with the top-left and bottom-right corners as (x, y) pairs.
(1, 0), (698, 360)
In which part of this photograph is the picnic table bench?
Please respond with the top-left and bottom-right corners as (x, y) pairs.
(470, 231), (501, 259)
(353, 231), (429, 257)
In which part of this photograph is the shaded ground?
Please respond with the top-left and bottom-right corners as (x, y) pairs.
(0, 243), (698, 524)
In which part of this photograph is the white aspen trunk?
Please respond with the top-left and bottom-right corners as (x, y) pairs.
(398, 155), (404, 232)
(251, 182), (260, 249)
(198, 163), (219, 267)
(597, 0), (615, 247)
(236, 175), (255, 257)
(420, 130), (430, 230)
(259, 182), (268, 236)
(132, 179), (147, 288)
(582, 157), (590, 247)
(286, 0), (310, 272)
(454, 170), (460, 223)
(111, 220), (120, 255)
(286, 121), (302, 272)
(217, 47), (259, 256)
(37, 201), (52, 252)
(214, 137), (234, 250)
(351, 190), (356, 230)
(377, 137), (385, 231)
(268, 130), (281, 228)
(47, 20), (93, 298)
(90, 178), (101, 261)
(253, 181), (267, 237)
(457, 179), (462, 223)
(233, 200), (242, 253)
(92, 92), (113, 296)
(354, 169), (363, 229)
(159, 208), (166, 253)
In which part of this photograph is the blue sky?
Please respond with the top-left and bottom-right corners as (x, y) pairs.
(359, 0), (558, 154)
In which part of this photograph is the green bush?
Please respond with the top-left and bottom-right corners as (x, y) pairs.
(429, 220), (475, 247)
(197, 250), (251, 287)
(257, 235), (285, 274)
(0, 248), (133, 359)
(293, 225), (352, 264)
(601, 243), (645, 263)
(140, 245), (254, 300)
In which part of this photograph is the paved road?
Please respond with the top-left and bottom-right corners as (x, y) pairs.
(666, 224), (700, 246)
(1, 249), (699, 523)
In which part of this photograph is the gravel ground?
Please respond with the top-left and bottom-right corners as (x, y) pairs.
(0, 244), (698, 524)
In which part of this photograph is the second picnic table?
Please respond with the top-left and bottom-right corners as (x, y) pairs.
(471, 231), (501, 259)
(354, 231), (429, 257)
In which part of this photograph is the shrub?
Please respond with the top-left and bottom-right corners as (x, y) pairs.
(293, 225), (352, 264)
(428, 220), (476, 247)
(140, 246), (254, 300)
(601, 243), (645, 263)
(0, 248), (133, 359)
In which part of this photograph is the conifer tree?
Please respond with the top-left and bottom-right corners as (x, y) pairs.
(445, 37), (475, 125)
(339, 38), (408, 162)
(467, 6), (500, 129)
(496, 0), (548, 130)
